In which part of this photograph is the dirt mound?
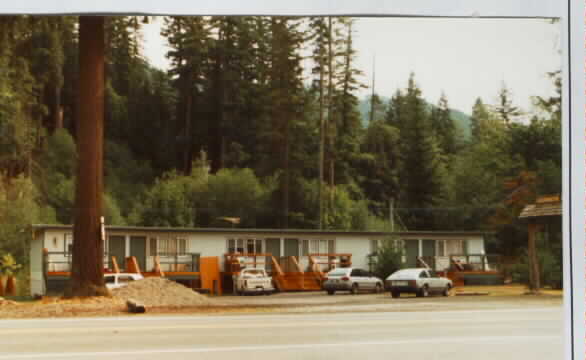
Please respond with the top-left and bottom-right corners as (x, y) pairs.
(111, 277), (214, 307)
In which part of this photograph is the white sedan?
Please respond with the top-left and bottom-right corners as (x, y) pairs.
(104, 273), (144, 290)
(385, 268), (452, 298)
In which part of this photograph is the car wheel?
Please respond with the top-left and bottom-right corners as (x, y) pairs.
(391, 291), (400, 298)
(374, 283), (382, 294)
(350, 283), (359, 295)
(442, 284), (451, 297)
(420, 285), (429, 297)
(327, 290), (335, 295)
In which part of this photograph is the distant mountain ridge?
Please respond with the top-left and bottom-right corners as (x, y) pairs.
(358, 96), (472, 139)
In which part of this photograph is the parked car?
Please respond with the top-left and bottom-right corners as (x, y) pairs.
(385, 268), (452, 298)
(104, 273), (144, 290)
(322, 267), (383, 295)
(234, 268), (275, 295)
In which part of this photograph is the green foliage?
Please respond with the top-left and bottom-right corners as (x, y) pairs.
(0, 253), (22, 276)
(0, 175), (47, 264)
(371, 237), (404, 280)
(135, 170), (198, 227)
(511, 238), (562, 290)
(206, 168), (273, 227)
(392, 74), (448, 230)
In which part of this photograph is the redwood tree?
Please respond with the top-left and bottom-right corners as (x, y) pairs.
(68, 16), (107, 297)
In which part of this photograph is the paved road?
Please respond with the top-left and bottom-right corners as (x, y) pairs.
(0, 307), (562, 360)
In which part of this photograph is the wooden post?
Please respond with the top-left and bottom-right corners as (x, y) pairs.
(527, 222), (541, 293)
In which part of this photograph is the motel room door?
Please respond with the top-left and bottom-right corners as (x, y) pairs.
(421, 239), (436, 269)
(265, 238), (281, 272)
(405, 240), (419, 267)
(284, 238), (299, 258)
(130, 236), (147, 272)
(109, 235), (126, 271)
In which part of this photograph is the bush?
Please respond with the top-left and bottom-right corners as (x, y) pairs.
(510, 244), (562, 290)
(371, 237), (403, 280)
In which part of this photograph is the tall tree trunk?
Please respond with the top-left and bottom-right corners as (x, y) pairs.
(69, 16), (107, 297)
(527, 222), (541, 293)
(283, 113), (290, 229)
(318, 47), (325, 230)
(183, 92), (193, 175)
(327, 17), (334, 188)
(210, 42), (225, 174)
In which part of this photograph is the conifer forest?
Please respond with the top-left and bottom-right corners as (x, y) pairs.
(0, 16), (561, 267)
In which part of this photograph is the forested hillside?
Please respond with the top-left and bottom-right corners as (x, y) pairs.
(0, 16), (561, 264)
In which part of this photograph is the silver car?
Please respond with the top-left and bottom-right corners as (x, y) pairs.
(322, 267), (384, 295)
(385, 268), (453, 298)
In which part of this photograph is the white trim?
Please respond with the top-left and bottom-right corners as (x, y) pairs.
(565, 0), (584, 358)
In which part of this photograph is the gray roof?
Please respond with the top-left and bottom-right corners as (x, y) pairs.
(31, 224), (490, 238)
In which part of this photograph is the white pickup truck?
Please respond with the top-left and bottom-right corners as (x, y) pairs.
(233, 268), (275, 295)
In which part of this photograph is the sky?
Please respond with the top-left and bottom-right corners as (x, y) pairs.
(140, 17), (561, 115)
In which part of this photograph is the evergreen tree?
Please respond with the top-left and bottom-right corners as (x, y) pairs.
(493, 83), (521, 127)
(429, 92), (458, 156)
(397, 74), (447, 230)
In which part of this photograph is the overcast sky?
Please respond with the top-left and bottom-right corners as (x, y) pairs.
(140, 17), (560, 114)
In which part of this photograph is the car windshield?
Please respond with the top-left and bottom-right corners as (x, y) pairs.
(242, 269), (265, 278)
(389, 269), (417, 278)
(328, 268), (349, 276)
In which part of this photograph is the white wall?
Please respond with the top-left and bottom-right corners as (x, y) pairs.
(466, 237), (485, 255)
(30, 232), (45, 296)
(335, 235), (372, 270)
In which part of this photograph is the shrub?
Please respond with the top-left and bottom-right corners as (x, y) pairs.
(510, 243), (562, 290)
(371, 237), (403, 280)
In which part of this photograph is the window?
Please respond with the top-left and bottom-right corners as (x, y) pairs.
(370, 239), (379, 254)
(302, 239), (334, 255)
(177, 238), (187, 255)
(310, 240), (319, 254)
(228, 238), (262, 254)
(393, 239), (403, 253)
(65, 234), (73, 256)
(437, 240), (445, 256)
(247, 239), (255, 254)
(256, 239), (262, 253)
(157, 237), (187, 255)
(419, 271), (429, 278)
(329, 268), (350, 276)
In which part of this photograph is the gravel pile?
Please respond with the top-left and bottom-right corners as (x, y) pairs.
(111, 277), (214, 307)
(0, 296), (18, 306)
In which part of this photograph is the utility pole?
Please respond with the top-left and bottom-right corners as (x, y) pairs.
(369, 54), (376, 124)
(389, 198), (395, 232)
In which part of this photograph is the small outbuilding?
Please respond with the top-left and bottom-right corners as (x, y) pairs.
(519, 194), (562, 291)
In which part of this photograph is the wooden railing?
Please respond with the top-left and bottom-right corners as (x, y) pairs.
(307, 253), (352, 273)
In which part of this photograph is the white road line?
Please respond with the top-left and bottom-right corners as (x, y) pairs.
(0, 307), (559, 325)
(0, 336), (561, 359)
(0, 316), (559, 335)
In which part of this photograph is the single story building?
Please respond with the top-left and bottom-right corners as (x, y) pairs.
(30, 224), (490, 296)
